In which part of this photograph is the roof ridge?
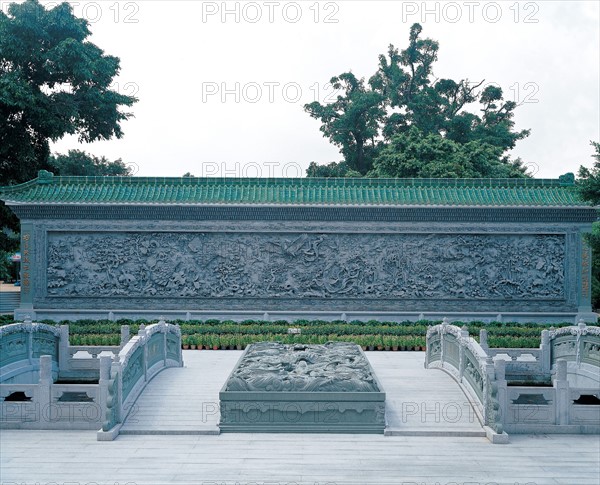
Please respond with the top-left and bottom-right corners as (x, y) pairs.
(0, 170), (578, 191)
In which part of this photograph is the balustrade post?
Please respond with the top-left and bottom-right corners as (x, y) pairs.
(98, 356), (112, 426)
(25, 317), (34, 365)
(59, 324), (70, 371)
(38, 355), (52, 414)
(459, 326), (469, 381)
(576, 320), (586, 366)
(494, 359), (507, 429)
(540, 329), (550, 375)
(479, 329), (489, 352)
(554, 359), (569, 425)
(160, 318), (167, 366)
(483, 356), (495, 424)
(139, 324), (148, 381)
(440, 317), (449, 368)
(120, 325), (130, 347)
(113, 355), (123, 425)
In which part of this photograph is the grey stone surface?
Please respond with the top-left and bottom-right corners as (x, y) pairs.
(224, 342), (380, 392)
(12, 213), (595, 321)
(219, 343), (386, 433)
(46, 231), (565, 301)
(118, 351), (483, 436)
(1, 352), (598, 485)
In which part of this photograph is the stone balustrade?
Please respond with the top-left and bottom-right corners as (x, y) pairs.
(426, 319), (600, 441)
(0, 318), (183, 433)
(98, 319), (183, 440)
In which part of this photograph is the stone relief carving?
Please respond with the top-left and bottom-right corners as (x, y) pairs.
(225, 342), (379, 392)
(46, 232), (565, 300)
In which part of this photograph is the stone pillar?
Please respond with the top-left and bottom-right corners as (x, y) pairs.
(38, 355), (53, 416)
(479, 329), (489, 352)
(440, 317), (449, 368)
(554, 359), (569, 425)
(494, 359), (507, 429)
(160, 318), (167, 366)
(540, 329), (551, 375)
(59, 325), (70, 371)
(120, 325), (130, 347)
(576, 320), (586, 366)
(459, 326), (469, 381)
(139, 324), (148, 382)
(483, 356), (495, 425)
(98, 356), (112, 426)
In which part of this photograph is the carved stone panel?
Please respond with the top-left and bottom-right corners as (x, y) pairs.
(46, 232), (565, 303)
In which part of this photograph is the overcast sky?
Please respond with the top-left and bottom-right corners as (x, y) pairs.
(30, 0), (600, 178)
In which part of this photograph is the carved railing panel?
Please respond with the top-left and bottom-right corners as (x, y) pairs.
(0, 332), (29, 367)
(463, 346), (485, 403)
(121, 346), (143, 402)
(147, 333), (164, 368)
(1, 322), (61, 381)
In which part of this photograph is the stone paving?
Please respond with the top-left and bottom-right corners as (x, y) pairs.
(120, 351), (484, 436)
(1, 351), (599, 485)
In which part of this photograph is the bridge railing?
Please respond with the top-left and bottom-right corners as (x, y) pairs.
(98, 319), (183, 440)
(426, 319), (600, 440)
(425, 318), (503, 441)
(1, 318), (182, 433)
(0, 319), (127, 429)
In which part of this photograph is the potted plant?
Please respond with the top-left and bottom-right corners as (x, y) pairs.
(182, 335), (190, 350)
(192, 335), (200, 350)
(383, 336), (392, 351)
(234, 335), (243, 350)
(367, 335), (375, 351)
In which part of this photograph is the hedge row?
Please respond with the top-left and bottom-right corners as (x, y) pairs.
(0, 316), (553, 349)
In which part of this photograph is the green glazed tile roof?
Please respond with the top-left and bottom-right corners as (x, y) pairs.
(0, 171), (590, 208)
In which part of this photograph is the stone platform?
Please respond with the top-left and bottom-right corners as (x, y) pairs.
(219, 342), (386, 433)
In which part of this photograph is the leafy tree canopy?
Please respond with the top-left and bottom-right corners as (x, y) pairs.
(305, 23), (530, 177)
(49, 150), (133, 176)
(576, 141), (600, 310)
(0, 0), (136, 238)
(0, 0), (137, 185)
(369, 127), (529, 178)
(577, 141), (600, 204)
(306, 161), (362, 178)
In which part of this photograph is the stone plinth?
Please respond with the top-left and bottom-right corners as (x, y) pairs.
(219, 342), (386, 433)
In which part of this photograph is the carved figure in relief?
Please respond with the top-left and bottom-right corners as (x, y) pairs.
(46, 232), (565, 300)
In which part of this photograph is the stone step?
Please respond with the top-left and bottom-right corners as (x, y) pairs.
(384, 428), (486, 437)
(119, 427), (220, 435)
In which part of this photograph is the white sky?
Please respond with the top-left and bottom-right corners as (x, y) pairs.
(17, 0), (600, 178)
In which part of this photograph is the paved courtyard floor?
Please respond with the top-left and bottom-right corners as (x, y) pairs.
(1, 351), (599, 485)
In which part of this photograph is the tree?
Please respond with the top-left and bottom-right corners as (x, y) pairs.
(577, 141), (600, 204)
(370, 127), (529, 178)
(49, 150), (132, 176)
(0, 0), (137, 185)
(305, 23), (530, 177)
(304, 73), (385, 175)
(0, 0), (136, 236)
(306, 161), (361, 178)
(577, 141), (600, 309)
